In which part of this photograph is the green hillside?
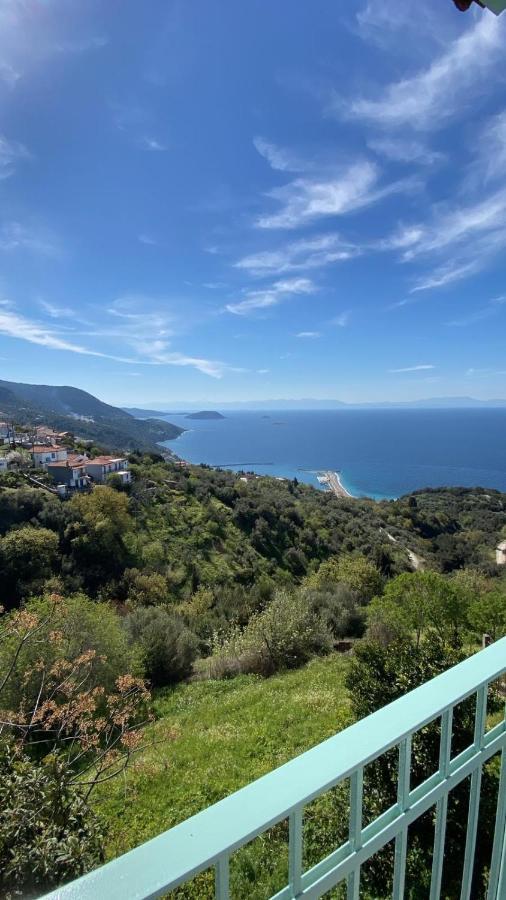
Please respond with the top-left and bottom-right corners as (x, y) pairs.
(0, 379), (183, 452)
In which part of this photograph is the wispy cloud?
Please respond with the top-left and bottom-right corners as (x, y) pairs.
(140, 137), (167, 152)
(0, 301), (232, 378)
(295, 331), (321, 338)
(343, 15), (504, 131)
(0, 136), (29, 179)
(330, 311), (350, 327)
(389, 364), (435, 373)
(138, 233), (158, 246)
(448, 294), (506, 327)
(256, 161), (412, 230)
(234, 233), (358, 276)
(368, 136), (444, 166)
(39, 301), (75, 319)
(253, 137), (309, 173)
(226, 277), (316, 315)
(0, 222), (61, 257)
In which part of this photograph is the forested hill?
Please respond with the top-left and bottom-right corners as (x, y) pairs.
(1, 455), (504, 611)
(0, 379), (183, 452)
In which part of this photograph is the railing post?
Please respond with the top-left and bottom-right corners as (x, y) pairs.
(289, 807), (303, 898)
(393, 735), (412, 900)
(347, 766), (363, 900)
(430, 707), (453, 900)
(460, 685), (487, 900)
(487, 726), (506, 900)
(215, 853), (230, 900)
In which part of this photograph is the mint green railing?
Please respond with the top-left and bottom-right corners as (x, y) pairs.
(44, 638), (506, 900)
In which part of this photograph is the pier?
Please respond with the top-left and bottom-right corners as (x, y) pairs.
(316, 470), (353, 499)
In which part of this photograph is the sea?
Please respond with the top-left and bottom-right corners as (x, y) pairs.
(160, 409), (506, 500)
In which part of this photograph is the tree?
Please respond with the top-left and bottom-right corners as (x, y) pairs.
(0, 599), (150, 896)
(124, 607), (198, 686)
(66, 487), (134, 590)
(0, 525), (59, 605)
(303, 554), (383, 604)
(367, 571), (470, 648)
(122, 568), (170, 607)
(468, 589), (506, 641)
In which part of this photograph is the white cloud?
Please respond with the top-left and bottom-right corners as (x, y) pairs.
(0, 222), (60, 257)
(234, 233), (358, 276)
(140, 137), (167, 152)
(253, 137), (308, 173)
(295, 331), (321, 338)
(39, 301), (75, 319)
(330, 311), (350, 327)
(226, 277), (316, 315)
(257, 368), (270, 374)
(0, 302), (230, 377)
(255, 161), (400, 230)
(447, 294), (506, 326)
(0, 136), (29, 179)
(389, 364), (435, 373)
(343, 15), (505, 131)
(138, 233), (158, 246)
(368, 137), (444, 166)
(472, 109), (506, 185)
(411, 259), (482, 294)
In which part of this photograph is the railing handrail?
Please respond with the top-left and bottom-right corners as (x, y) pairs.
(43, 637), (506, 900)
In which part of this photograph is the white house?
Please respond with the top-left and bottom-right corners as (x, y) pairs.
(31, 445), (68, 467)
(84, 456), (131, 485)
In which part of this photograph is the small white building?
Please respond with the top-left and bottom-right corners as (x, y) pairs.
(31, 445), (68, 467)
(84, 456), (131, 485)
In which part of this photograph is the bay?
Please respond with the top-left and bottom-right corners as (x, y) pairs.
(161, 408), (506, 500)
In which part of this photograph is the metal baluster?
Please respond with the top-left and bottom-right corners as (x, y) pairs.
(393, 736), (412, 900)
(215, 853), (230, 900)
(430, 707), (453, 900)
(289, 807), (303, 898)
(487, 702), (506, 900)
(347, 767), (364, 900)
(460, 685), (488, 900)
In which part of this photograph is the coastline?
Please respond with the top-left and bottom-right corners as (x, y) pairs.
(316, 470), (355, 499)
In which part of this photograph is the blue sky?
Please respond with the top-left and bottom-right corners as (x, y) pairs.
(0, 0), (506, 405)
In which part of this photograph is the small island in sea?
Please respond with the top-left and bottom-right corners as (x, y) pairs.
(185, 410), (225, 420)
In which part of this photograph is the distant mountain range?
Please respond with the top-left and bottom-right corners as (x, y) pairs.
(0, 380), (183, 452)
(126, 396), (506, 413)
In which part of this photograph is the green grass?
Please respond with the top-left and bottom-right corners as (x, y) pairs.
(96, 653), (353, 898)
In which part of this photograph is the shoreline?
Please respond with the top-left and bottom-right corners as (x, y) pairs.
(316, 470), (355, 499)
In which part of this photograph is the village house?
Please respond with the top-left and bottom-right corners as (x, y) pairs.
(31, 445), (68, 467)
(46, 460), (91, 493)
(84, 455), (131, 485)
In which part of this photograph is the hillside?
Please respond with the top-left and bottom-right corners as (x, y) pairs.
(0, 379), (183, 452)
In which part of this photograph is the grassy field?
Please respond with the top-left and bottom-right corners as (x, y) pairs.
(97, 653), (353, 898)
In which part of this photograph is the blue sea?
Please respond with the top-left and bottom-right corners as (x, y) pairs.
(161, 409), (506, 500)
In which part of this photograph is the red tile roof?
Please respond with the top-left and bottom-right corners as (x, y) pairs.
(32, 445), (64, 453)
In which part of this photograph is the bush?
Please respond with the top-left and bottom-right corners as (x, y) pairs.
(302, 583), (365, 639)
(124, 607), (198, 686)
(196, 591), (332, 679)
(0, 745), (103, 897)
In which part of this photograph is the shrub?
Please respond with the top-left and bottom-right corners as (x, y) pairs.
(0, 744), (103, 897)
(124, 607), (198, 686)
(302, 583), (365, 639)
(196, 591), (332, 679)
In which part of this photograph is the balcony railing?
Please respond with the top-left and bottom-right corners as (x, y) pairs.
(44, 637), (506, 899)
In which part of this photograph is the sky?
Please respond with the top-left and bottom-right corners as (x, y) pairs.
(0, 0), (506, 406)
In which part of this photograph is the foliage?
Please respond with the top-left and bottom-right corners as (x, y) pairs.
(367, 570), (471, 647)
(0, 599), (151, 896)
(122, 568), (171, 607)
(345, 636), (501, 898)
(98, 653), (353, 899)
(196, 591), (332, 679)
(124, 607), (198, 686)
(0, 744), (104, 898)
(303, 553), (383, 603)
(0, 525), (59, 606)
(468, 589), (506, 641)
